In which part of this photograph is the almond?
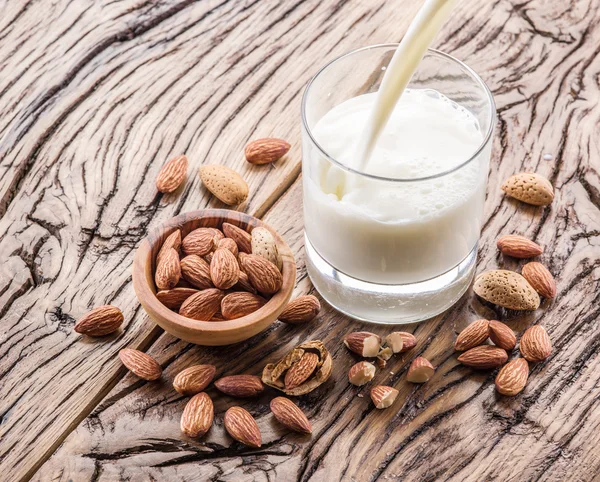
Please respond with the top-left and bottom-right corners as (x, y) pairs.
(218, 237), (239, 256)
(156, 230), (181, 264)
(522, 262), (556, 298)
(233, 270), (257, 294)
(395, 332), (417, 352)
(155, 248), (181, 290)
(180, 392), (213, 438)
(156, 154), (188, 193)
(384, 332), (405, 353)
(348, 361), (376, 386)
(222, 222), (252, 253)
(210, 248), (240, 290)
(221, 292), (267, 320)
(239, 253), (282, 295)
(251, 226), (282, 271)
(173, 365), (216, 396)
(488, 320), (517, 351)
(74, 305), (123, 336)
(520, 325), (552, 362)
(501, 172), (554, 206)
(284, 352), (319, 390)
(497, 235), (543, 258)
(119, 349), (162, 380)
(215, 374), (264, 397)
(457, 345), (508, 369)
(406, 357), (435, 383)
(377, 347), (393, 362)
(209, 227), (224, 242)
(245, 138), (291, 165)
(370, 385), (399, 409)
(224, 406), (261, 448)
(179, 288), (224, 321)
(270, 397), (312, 433)
(180, 255), (213, 289)
(156, 287), (198, 309)
(182, 228), (217, 256)
(344, 332), (381, 357)
(454, 319), (490, 351)
(495, 358), (529, 396)
(473, 270), (540, 310)
(199, 165), (248, 206)
(279, 295), (321, 324)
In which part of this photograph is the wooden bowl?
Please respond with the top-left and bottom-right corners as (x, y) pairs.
(132, 209), (296, 346)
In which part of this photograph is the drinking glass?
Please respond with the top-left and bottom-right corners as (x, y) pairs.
(301, 45), (496, 324)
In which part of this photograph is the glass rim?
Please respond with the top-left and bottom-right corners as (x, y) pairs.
(301, 44), (496, 183)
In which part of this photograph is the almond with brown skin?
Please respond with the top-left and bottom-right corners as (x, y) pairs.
(209, 227), (224, 241)
(457, 346), (508, 369)
(155, 248), (181, 290)
(180, 255), (213, 289)
(221, 292), (267, 320)
(406, 357), (435, 383)
(181, 392), (213, 438)
(522, 262), (557, 298)
(222, 223), (252, 253)
(233, 270), (257, 294)
(284, 352), (319, 390)
(270, 397), (312, 433)
(454, 319), (490, 351)
(179, 288), (224, 321)
(348, 361), (376, 386)
(344, 332), (381, 357)
(224, 407), (261, 448)
(173, 365), (216, 396)
(245, 138), (291, 165)
(495, 358), (529, 396)
(215, 375), (264, 397)
(474, 270), (540, 310)
(156, 287), (198, 309)
(488, 320), (517, 351)
(218, 237), (238, 256)
(119, 349), (162, 380)
(157, 230), (181, 264)
(239, 253), (282, 295)
(370, 385), (399, 409)
(384, 332), (405, 353)
(156, 154), (188, 193)
(210, 248), (240, 290)
(497, 235), (543, 258)
(279, 295), (321, 324)
(74, 305), (123, 336)
(520, 325), (552, 362)
(395, 332), (417, 352)
(182, 228), (217, 257)
(199, 165), (249, 206)
(501, 172), (554, 206)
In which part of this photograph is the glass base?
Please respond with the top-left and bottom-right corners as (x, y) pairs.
(305, 234), (477, 324)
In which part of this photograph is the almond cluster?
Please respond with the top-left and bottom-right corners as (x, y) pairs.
(116, 349), (314, 447)
(454, 319), (552, 396)
(342, 331), (436, 409)
(152, 222), (318, 324)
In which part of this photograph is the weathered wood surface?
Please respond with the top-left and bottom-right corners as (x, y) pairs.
(1, 0), (599, 480)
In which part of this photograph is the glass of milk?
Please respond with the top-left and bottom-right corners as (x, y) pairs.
(301, 45), (496, 324)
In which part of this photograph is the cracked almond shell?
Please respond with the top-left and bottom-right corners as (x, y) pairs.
(262, 340), (332, 396)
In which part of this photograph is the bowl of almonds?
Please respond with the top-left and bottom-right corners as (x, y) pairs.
(132, 209), (296, 345)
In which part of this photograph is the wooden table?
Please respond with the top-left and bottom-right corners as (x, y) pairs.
(1, 0), (599, 480)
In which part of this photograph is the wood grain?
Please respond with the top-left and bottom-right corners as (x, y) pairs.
(1, 0), (599, 480)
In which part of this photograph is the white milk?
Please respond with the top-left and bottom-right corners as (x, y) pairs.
(356, 0), (458, 174)
(304, 89), (486, 284)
